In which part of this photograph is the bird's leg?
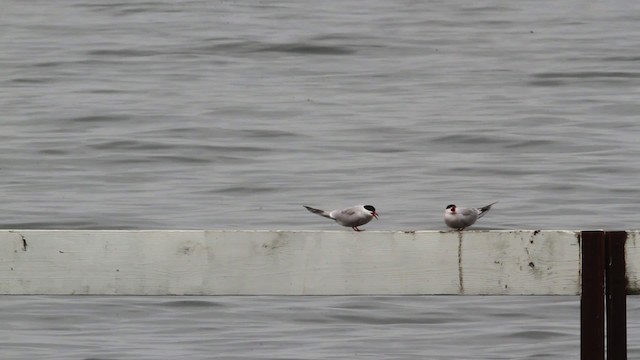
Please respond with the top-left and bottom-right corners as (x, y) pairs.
(353, 227), (363, 232)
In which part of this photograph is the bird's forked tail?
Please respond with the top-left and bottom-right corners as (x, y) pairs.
(303, 205), (332, 219)
(477, 202), (498, 218)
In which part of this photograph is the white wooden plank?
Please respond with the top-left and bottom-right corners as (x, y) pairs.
(626, 231), (640, 294)
(0, 230), (584, 295)
(201, 231), (460, 295)
(460, 230), (581, 295)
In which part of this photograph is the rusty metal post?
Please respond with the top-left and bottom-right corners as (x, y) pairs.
(606, 231), (627, 360)
(581, 231), (605, 360)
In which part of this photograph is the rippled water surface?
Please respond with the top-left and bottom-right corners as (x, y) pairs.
(3, 0), (640, 230)
(0, 296), (638, 360)
(2, 0), (640, 359)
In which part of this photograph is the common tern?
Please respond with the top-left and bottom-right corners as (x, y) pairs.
(444, 202), (497, 230)
(303, 204), (378, 231)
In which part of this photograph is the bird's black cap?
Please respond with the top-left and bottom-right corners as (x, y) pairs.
(364, 205), (376, 212)
(446, 204), (456, 209)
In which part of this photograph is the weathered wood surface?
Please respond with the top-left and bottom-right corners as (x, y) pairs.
(0, 229), (634, 295)
(626, 231), (640, 294)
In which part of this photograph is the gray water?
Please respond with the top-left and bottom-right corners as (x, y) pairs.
(3, 0), (640, 231)
(2, 0), (640, 359)
(0, 296), (638, 360)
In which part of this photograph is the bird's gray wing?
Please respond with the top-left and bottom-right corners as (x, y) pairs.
(460, 208), (477, 216)
(334, 207), (370, 227)
(340, 208), (357, 216)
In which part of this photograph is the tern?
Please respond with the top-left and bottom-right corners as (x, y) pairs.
(303, 204), (378, 231)
(444, 202), (496, 231)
